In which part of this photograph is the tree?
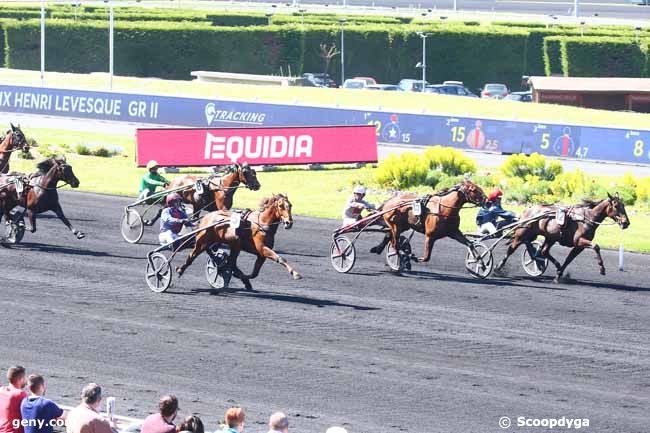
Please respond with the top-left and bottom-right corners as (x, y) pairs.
(319, 43), (340, 76)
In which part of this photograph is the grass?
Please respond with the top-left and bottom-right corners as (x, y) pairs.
(2, 68), (650, 130)
(11, 126), (650, 253)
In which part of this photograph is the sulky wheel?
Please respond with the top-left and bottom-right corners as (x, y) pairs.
(4, 219), (25, 245)
(465, 241), (493, 279)
(330, 235), (356, 273)
(521, 240), (548, 277)
(205, 254), (232, 290)
(145, 252), (172, 293)
(385, 235), (412, 272)
(121, 208), (144, 244)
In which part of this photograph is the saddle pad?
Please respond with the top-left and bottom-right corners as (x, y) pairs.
(230, 211), (241, 229)
(412, 201), (422, 216)
(15, 178), (23, 194)
(195, 180), (204, 195)
(556, 208), (566, 226)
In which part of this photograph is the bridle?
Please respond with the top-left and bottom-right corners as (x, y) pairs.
(32, 163), (74, 191)
(435, 183), (485, 211)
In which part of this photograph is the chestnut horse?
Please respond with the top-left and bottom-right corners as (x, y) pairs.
(371, 180), (487, 266)
(24, 156), (85, 239)
(167, 163), (261, 216)
(494, 193), (630, 282)
(176, 194), (301, 289)
(0, 124), (29, 174)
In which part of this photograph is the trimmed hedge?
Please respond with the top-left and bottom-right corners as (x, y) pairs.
(50, 11), (210, 22)
(560, 36), (647, 77)
(543, 36), (564, 76)
(206, 13), (268, 27)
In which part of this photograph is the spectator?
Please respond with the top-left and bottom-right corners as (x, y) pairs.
(65, 383), (114, 433)
(0, 366), (28, 433)
(20, 375), (65, 433)
(266, 413), (288, 433)
(141, 396), (178, 433)
(177, 416), (203, 433)
(221, 408), (244, 433)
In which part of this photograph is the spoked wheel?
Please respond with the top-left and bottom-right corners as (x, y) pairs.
(465, 241), (494, 279)
(146, 252), (172, 293)
(330, 235), (356, 273)
(4, 219), (25, 244)
(205, 255), (232, 290)
(521, 240), (548, 277)
(121, 208), (144, 244)
(385, 235), (412, 272)
(141, 203), (163, 226)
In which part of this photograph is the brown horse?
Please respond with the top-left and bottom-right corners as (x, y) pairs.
(176, 194), (301, 290)
(167, 162), (261, 216)
(494, 193), (630, 282)
(0, 173), (32, 224)
(24, 156), (84, 239)
(0, 124), (29, 174)
(371, 180), (487, 266)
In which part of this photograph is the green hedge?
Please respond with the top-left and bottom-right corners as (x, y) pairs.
(206, 13), (268, 27)
(0, 10), (48, 20)
(560, 36), (647, 77)
(50, 11), (210, 22)
(543, 36), (564, 76)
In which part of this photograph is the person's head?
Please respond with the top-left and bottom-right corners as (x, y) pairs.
(268, 412), (288, 433)
(159, 395), (179, 422)
(27, 374), (45, 396)
(224, 407), (245, 432)
(487, 188), (503, 205)
(146, 160), (160, 174)
(7, 366), (26, 389)
(81, 383), (102, 410)
(178, 415), (203, 433)
(353, 185), (367, 201)
(165, 193), (183, 209)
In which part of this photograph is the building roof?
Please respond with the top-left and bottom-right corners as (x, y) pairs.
(529, 76), (650, 93)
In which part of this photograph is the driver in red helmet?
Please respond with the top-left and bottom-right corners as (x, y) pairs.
(476, 188), (517, 234)
(159, 192), (192, 246)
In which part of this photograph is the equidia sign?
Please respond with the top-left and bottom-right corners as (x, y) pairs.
(136, 125), (378, 166)
(1, 84), (649, 165)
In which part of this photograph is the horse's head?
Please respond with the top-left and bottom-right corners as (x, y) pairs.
(261, 193), (293, 229)
(9, 123), (28, 151)
(606, 192), (630, 229)
(54, 156), (80, 188)
(237, 162), (261, 191)
(461, 179), (487, 206)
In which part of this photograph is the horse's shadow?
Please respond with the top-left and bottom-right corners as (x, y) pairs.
(403, 269), (567, 291)
(6, 242), (141, 259)
(555, 277), (650, 292)
(167, 286), (379, 310)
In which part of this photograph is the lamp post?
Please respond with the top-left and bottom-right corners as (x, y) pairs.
(573, 0), (579, 17)
(265, 12), (274, 25)
(416, 32), (430, 92)
(339, 18), (347, 84)
(40, 0), (45, 86)
(299, 8), (306, 25)
(109, 1), (114, 90)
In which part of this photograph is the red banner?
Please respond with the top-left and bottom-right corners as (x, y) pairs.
(136, 125), (377, 166)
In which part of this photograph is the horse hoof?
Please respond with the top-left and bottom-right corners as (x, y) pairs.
(369, 246), (381, 254)
(292, 272), (303, 280)
(175, 267), (184, 277)
(600, 269), (606, 276)
(76, 233), (85, 239)
(553, 276), (560, 284)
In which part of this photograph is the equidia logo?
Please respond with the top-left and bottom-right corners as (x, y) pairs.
(204, 133), (313, 161)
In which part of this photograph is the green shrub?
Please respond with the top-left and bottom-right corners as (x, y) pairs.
(505, 175), (553, 204)
(374, 152), (428, 189)
(422, 145), (477, 176)
(206, 13), (268, 26)
(500, 153), (562, 181)
(543, 36), (564, 76)
(92, 147), (111, 157)
(635, 177), (650, 205)
(424, 169), (444, 188)
(75, 144), (92, 155)
(560, 36), (646, 77)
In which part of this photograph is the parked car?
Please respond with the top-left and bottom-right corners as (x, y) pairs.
(398, 79), (428, 92)
(442, 80), (465, 87)
(353, 76), (377, 86)
(342, 79), (368, 89)
(301, 73), (337, 88)
(504, 91), (532, 102)
(424, 84), (479, 97)
(365, 84), (402, 91)
(480, 83), (509, 99)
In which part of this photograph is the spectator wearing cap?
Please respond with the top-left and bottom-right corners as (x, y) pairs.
(0, 366), (27, 433)
(177, 415), (203, 433)
(266, 412), (288, 433)
(221, 408), (244, 433)
(20, 375), (65, 433)
(475, 188), (517, 234)
(65, 383), (114, 433)
(141, 396), (178, 433)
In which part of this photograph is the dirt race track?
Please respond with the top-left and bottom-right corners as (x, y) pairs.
(1, 191), (649, 433)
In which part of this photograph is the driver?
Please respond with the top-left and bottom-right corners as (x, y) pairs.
(476, 188), (517, 234)
(159, 193), (192, 246)
(342, 185), (376, 227)
(139, 160), (169, 200)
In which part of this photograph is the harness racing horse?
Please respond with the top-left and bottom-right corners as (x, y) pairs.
(371, 180), (487, 267)
(176, 194), (302, 290)
(0, 173), (32, 224)
(0, 124), (29, 174)
(494, 193), (630, 283)
(167, 162), (261, 216)
(24, 156), (85, 239)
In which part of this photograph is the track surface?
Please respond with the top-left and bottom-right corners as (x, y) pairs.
(1, 191), (649, 433)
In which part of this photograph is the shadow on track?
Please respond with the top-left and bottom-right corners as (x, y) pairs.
(403, 270), (568, 291)
(6, 242), (142, 259)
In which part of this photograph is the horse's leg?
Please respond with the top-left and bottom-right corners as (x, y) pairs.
(494, 236), (525, 271)
(370, 233), (390, 254)
(539, 239), (562, 271)
(53, 204), (84, 239)
(258, 245), (302, 280)
(554, 246), (585, 283)
(416, 233), (436, 263)
(575, 237), (606, 275)
(176, 232), (209, 277)
(26, 209), (36, 233)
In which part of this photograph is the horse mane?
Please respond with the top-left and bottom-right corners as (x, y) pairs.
(579, 198), (604, 208)
(259, 193), (288, 210)
(36, 156), (66, 173)
(433, 183), (462, 196)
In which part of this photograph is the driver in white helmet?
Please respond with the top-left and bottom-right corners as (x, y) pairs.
(342, 185), (376, 227)
(159, 192), (193, 246)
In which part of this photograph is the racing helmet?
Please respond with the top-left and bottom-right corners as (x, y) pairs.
(146, 160), (160, 170)
(165, 192), (182, 207)
(353, 185), (367, 195)
(488, 189), (503, 201)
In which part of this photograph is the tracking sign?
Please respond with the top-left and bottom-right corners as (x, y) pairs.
(136, 125), (377, 166)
